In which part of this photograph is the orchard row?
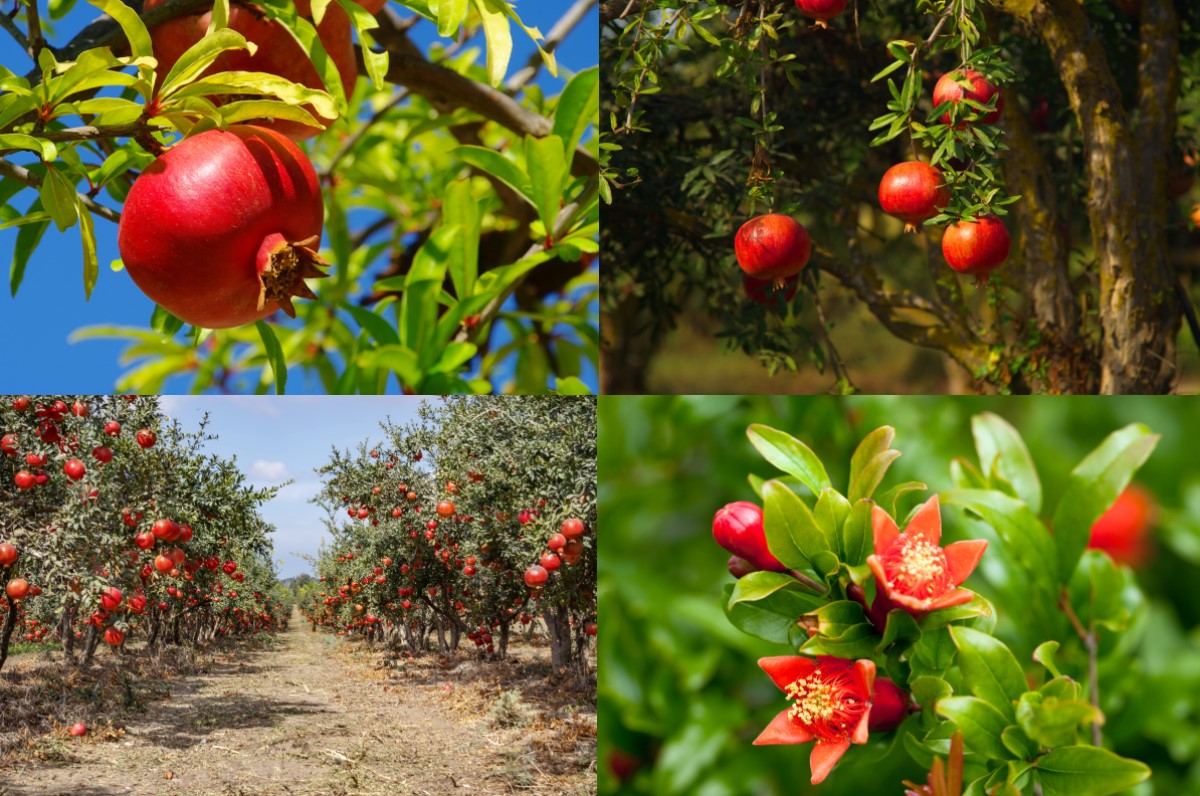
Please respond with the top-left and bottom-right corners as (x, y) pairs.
(0, 395), (287, 672)
(299, 397), (597, 679)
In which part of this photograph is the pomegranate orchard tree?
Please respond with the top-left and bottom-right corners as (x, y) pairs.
(306, 396), (596, 681)
(0, 0), (598, 394)
(714, 415), (1156, 792)
(602, 1), (1197, 394)
(0, 395), (287, 673)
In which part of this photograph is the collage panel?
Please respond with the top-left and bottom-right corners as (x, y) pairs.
(0, 394), (597, 794)
(599, 395), (1199, 795)
(600, 3), (1200, 395)
(0, 1), (599, 395)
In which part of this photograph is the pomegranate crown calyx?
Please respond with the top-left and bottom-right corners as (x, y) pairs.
(257, 234), (329, 318)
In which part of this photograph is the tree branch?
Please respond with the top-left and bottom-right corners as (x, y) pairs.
(1059, 588), (1102, 747)
(505, 0), (598, 92)
(600, 0), (645, 24)
(0, 158), (121, 224)
(364, 13), (599, 177)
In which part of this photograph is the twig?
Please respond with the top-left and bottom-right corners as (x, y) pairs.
(1059, 588), (1102, 747)
(324, 89), (410, 176)
(805, 269), (855, 394)
(24, 0), (44, 64)
(0, 11), (30, 58)
(505, 0), (598, 92)
(0, 157), (121, 223)
(32, 121), (165, 143)
(453, 177), (599, 346)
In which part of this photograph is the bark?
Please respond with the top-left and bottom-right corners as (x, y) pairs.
(600, 302), (653, 394)
(498, 621), (510, 660)
(0, 592), (17, 673)
(82, 624), (99, 666)
(1004, 0), (1181, 393)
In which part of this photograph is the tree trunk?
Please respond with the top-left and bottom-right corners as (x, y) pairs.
(0, 592), (17, 673)
(1011, 0), (1181, 393)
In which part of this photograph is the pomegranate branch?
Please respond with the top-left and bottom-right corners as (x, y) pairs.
(1058, 588), (1102, 747)
(0, 157), (121, 224)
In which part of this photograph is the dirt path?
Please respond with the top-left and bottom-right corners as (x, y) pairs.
(0, 611), (596, 796)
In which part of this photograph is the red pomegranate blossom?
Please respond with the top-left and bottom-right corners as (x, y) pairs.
(753, 655), (874, 783)
(867, 496), (987, 615)
(118, 125), (328, 328)
(795, 0), (847, 27)
(941, 215), (1010, 285)
(879, 162), (950, 233)
(712, 501), (786, 573)
(734, 214), (812, 288)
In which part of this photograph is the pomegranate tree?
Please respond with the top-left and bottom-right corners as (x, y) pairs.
(118, 126), (328, 329)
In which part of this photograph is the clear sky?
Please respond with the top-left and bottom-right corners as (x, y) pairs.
(0, 1), (599, 394)
(160, 394), (428, 578)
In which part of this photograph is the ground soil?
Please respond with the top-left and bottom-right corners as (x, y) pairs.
(0, 611), (597, 796)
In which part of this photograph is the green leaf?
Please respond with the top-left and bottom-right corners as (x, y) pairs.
(797, 600), (878, 658)
(875, 481), (927, 518)
(554, 376), (591, 395)
(849, 449), (901, 504)
(525, 134), (567, 242)
(40, 168), (77, 232)
(158, 29), (252, 98)
(1000, 725), (1037, 760)
(941, 489), (1057, 600)
(1035, 746), (1150, 796)
(813, 489), (851, 561)
(344, 303), (400, 347)
(972, 412), (1042, 514)
(746, 424), (832, 495)
(10, 207), (48, 297)
(0, 134), (57, 161)
(936, 696), (1013, 761)
(76, 196), (98, 299)
(435, 0), (467, 36)
(1051, 424), (1159, 582)
(87, 0), (152, 60)
(399, 226), (456, 366)
(725, 571), (826, 644)
(849, 426), (894, 493)
(430, 341), (477, 374)
(255, 320), (288, 394)
(762, 479), (828, 572)
(950, 626), (1027, 720)
(452, 145), (535, 206)
(359, 344), (421, 388)
(1016, 692), (1101, 749)
(877, 608), (921, 653)
(442, 179), (480, 299)
(215, 99), (323, 130)
(841, 499), (872, 567)
(1032, 641), (1061, 678)
(552, 67), (599, 159)
(469, 0), (513, 86)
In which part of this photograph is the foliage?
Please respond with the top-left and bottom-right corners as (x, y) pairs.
(600, 1), (1200, 394)
(304, 396), (597, 676)
(1, 0), (598, 394)
(0, 394), (287, 668)
(599, 396), (1200, 795)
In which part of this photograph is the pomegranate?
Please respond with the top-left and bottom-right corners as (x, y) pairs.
(561, 518), (586, 539)
(14, 470), (35, 490)
(144, 0), (357, 140)
(547, 533), (567, 552)
(63, 458), (87, 481)
(878, 162), (950, 233)
(942, 215), (1010, 284)
(68, 722), (88, 737)
(734, 214), (812, 287)
(0, 543), (16, 567)
(104, 421), (121, 436)
(743, 274), (800, 307)
(1089, 484), (1155, 568)
(437, 500), (455, 518)
(539, 552), (561, 572)
(118, 125), (328, 328)
(933, 70), (1004, 127)
(6, 578), (30, 600)
(524, 565), (549, 588)
(0, 434), (17, 455)
(104, 627), (125, 646)
(101, 587), (124, 612)
(136, 429), (156, 448)
(92, 446), (113, 463)
(795, 0), (846, 27)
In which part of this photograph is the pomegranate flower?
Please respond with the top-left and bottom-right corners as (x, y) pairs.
(867, 495), (987, 615)
(753, 656), (875, 784)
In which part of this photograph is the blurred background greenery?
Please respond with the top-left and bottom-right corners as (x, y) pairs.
(598, 396), (1200, 796)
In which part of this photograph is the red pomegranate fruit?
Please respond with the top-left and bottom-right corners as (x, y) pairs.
(734, 214), (812, 288)
(743, 273), (800, 307)
(933, 70), (1004, 127)
(119, 125), (328, 329)
(878, 162), (950, 233)
(942, 215), (1010, 284)
(144, 0), (356, 141)
(795, 0), (847, 27)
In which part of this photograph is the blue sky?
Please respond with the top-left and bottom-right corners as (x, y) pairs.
(0, 2), (599, 394)
(160, 395), (427, 577)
